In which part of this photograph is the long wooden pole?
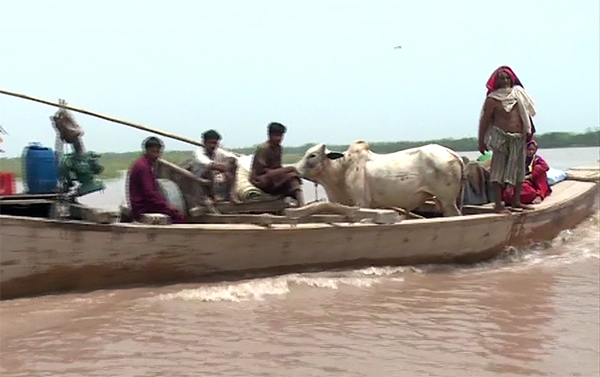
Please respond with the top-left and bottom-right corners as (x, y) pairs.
(0, 88), (242, 156)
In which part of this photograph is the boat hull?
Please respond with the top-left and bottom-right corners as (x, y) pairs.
(1, 180), (598, 300)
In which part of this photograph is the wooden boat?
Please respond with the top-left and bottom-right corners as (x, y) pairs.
(1, 165), (598, 300)
(0, 90), (598, 300)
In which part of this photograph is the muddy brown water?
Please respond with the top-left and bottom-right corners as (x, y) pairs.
(1, 147), (598, 377)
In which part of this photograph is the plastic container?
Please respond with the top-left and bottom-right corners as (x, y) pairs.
(22, 142), (58, 194)
(0, 172), (16, 195)
(477, 151), (493, 162)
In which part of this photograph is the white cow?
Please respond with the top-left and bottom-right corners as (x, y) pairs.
(295, 140), (465, 216)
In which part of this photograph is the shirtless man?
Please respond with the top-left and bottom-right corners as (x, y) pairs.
(478, 66), (537, 213)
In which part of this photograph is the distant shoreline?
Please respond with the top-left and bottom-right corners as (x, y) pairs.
(1, 129), (598, 179)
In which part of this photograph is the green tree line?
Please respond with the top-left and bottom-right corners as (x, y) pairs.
(233, 128), (600, 155)
(1, 128), (598, 179)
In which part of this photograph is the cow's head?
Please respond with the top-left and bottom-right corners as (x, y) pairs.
(295, 143), (344, 182)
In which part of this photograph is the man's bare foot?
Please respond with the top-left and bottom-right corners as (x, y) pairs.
(532, 196), (542, 204)
(511, 202), (534, 210)
(494, 204), (511, 214)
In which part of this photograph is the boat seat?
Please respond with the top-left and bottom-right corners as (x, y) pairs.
(139, 213), (172, 225)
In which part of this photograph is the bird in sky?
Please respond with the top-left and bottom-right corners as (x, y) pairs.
(394, 46), (402, 49)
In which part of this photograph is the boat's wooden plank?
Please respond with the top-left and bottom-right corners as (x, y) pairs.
(211, 199), (290, 215)
(196, 213), (350, 225)
(0, 193), (60, 201)
(68, 203), (120, 224)
(0, 199), (55, 205)
(196, 209), (404, 226)
(415, 201), (496, 216)
(566, 167), (600, 182)
(534, 180), (597, 209)
(568, 165), (599, 171)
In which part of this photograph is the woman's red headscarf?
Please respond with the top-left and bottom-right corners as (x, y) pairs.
(485, 65), (536, 140)
(485, 65), (524, 95)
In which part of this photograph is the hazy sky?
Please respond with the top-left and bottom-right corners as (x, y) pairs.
(1, 0), (598, 157)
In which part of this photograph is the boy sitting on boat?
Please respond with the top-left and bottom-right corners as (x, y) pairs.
(192, 129), (240, 203)
(249, 122), (305, 207)
(127, 136), (187, 223)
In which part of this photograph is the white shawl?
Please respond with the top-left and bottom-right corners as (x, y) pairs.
(487, 85), (537, 135)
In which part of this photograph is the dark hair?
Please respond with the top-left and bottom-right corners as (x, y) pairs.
(268, 122), (287, 136)
(202, 129), (221, 142)
(143, 136), (163, 150)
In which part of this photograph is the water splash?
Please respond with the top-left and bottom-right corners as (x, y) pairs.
(155, 270), (406, 302)
(156, 210), (599, 303)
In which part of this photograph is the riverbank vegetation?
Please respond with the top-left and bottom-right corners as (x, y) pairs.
(1, 128), (598, 179)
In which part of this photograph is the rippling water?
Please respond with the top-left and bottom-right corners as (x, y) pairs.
(1, 147), (598, 376)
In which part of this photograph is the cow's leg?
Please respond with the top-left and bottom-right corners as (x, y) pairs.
(441, 201), (462, 217)
(432, 197), (443, 213)
(428, 190), (461, 217)
(436, 191), (463, 217)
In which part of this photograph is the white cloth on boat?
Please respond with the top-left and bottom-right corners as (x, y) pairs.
(547, 167), (567, 186)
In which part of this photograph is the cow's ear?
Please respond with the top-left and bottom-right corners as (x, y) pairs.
(326, 152), (344, 160)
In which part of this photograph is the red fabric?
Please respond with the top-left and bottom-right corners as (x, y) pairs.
(0, 172), (16, 195)
(127, 156), (186, 223)
(502, 155), (551, 204)
(485, 66), (523, 95)
(485, 65), (536, 140)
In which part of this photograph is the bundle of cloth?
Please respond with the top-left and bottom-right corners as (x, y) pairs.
(235, 154), (279, 202)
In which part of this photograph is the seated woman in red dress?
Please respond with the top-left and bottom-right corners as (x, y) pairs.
(503, 140), (551, 205)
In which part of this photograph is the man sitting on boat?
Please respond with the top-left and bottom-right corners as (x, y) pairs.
(249, 122), (305, 206)
(127, 136), (187, 223)
(502, 140), (551, 205)
(478, 65), (537, 213)
(192, 129), (240, 203)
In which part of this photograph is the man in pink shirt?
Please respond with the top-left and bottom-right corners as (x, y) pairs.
(127, 136), (186, 223)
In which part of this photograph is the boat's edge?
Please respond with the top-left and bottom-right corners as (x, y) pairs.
(0, 181), (598, 301)
(0, 241), (509, 301)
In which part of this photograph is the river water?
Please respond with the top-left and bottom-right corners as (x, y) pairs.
(1, 147), (599, 377)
